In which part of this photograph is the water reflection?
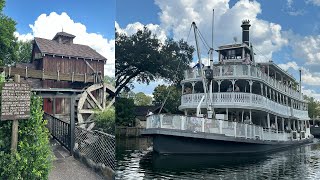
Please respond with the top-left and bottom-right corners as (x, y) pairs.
(116, 138), (320, 180)
(141, 153), (268, 170)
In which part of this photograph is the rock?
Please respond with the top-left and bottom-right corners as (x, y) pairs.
(101, 167), (115, 180)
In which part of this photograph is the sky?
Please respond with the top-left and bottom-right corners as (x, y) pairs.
(4, 0), (115, 76)
(116, 0), (320, 99)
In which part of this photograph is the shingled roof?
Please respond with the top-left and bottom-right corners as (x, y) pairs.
(53, 32), (76, 39)
(34, 34), (106, 61)
(134, 105), (168, 117)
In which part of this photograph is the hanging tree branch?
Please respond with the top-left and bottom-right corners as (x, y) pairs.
(115, 27), (194, 96)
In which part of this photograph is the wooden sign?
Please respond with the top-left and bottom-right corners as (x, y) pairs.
(1, 82), (31, 121)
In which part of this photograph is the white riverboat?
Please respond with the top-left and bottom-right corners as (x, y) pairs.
(142, 20), (313, 154)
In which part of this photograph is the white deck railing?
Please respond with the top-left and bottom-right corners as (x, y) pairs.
(184, 64), (302, 100)
(146, 114), (295, 142)
(181, 92), (309, 119)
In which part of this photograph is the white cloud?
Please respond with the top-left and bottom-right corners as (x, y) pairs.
(287, 0), (293, 8)
(115, 21), (167, 43)
(287, 9), (305, 16)
(284, 63), (320, 86)
(284, 0), (305, 16)
(302, 87), (320, 100)
(278, 61), (320, 98)
(15, 12), (115, 77)
(278, 61), (299, 71)
(302, 69), (320, 86)
(307, 0), (320, 6)
(14, 32), (33, 42)
(289, 35), (320, 65)
(154, 0), (288, 62)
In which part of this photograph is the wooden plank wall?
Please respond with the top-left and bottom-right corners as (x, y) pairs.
(43, 56), (104, 75)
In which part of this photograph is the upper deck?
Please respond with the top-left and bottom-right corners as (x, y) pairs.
(183, 63), (302, 101)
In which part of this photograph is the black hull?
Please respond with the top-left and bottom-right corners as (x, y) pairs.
(143, 129), (313, 155)
(311, 126), (320, 138)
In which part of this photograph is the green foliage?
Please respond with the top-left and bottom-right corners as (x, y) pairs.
(304, 95), (320, 118)
(133, 92), (152, 106)
(115, 98), (135, 126)
(115, 27), (194, 96)
(119, 90), (135, 99)
(153, 84), (182, 114)
(0, 0), (18, 65)
(16, 40), (32, 63)
(0, 95), (53, 179)
(104, 75), (115, 87)
(94, 107), (115, 135)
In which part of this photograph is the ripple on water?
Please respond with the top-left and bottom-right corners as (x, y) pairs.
(116, 138), (320, 180)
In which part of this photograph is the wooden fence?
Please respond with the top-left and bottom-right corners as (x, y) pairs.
(116, 126), (144, 137)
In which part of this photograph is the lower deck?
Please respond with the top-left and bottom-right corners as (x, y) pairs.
(145, 114), (312, 143)
(182, 107), (310, 137)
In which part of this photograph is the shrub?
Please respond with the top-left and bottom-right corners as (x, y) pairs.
(0, 95), (53, 179)
(95, 107), (115, 135)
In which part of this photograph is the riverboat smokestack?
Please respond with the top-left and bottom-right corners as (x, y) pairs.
(241, 19), (251, 46)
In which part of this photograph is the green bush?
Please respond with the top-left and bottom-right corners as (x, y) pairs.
(95, 107), (115, 135)
(0, 95), (53, 180)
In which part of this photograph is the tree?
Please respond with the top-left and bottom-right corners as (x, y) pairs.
(16, 40), (32, 63)
(115, 98), (135, 126)
(119, 90), (135, 99)
(304, 95), (320, 118)
(153, 84), (182, 114)
(104, 75), (115, 87)
(115, 27), (194, 96)
(0, 0), (18, 65)
(134, 92), (152, 106)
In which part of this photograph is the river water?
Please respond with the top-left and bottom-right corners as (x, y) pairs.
(116, 137), (320, 180)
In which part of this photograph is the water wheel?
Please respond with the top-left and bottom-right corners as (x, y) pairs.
(77, 83), (115, 130)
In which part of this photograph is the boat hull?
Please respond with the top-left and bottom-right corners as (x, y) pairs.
(311, 126), (320, 138)
(142, 129), (313, 155)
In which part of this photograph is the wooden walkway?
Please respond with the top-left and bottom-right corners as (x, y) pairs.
(0, 67), (98, 83)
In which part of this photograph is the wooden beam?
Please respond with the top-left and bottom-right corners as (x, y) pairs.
(77, 91), (87, 111)
(106, 97), (115, 109)
(86, 97), (96, 109)
(87, 91), (103, 110)
(103, 84), (106, 109)
(78, 109), (95, 114)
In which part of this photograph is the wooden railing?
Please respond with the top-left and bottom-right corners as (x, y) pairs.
(146, 114), (294, 142)
(180, 92), (309, 119)
(184, 64), (302, 100)
(44, 113), (71, 151)
(0, 66), (96, 83)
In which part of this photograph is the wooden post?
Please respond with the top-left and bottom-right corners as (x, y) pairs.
(70, 95), (75, 155)
(42, 69), (45, 80)
(72, 72), (74, 82)
(25, 67), (28, 78)
(103, 83), (106, 109)
(11, 74), (20, 153)
(53, 97), (56, 116)
(57, 70), (60, 81)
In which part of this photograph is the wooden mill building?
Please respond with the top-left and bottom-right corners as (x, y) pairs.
(3, 32), (108, 120)
(32, 32), (106, 89)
